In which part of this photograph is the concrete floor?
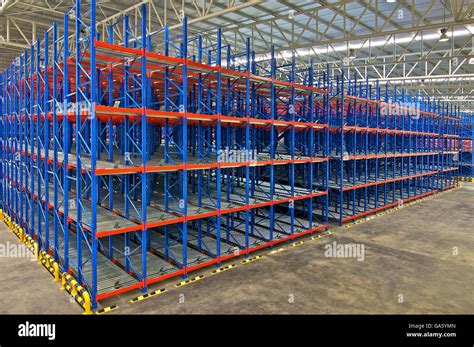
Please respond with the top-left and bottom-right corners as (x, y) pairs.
(0, 221), (82, 314)
(1, 183), (473, 314)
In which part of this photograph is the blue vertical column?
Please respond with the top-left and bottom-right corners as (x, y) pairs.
(182, 17), (189, 275)
(439, 101), (444, 191)
(289, 54), (296, 235)
(269, 45), (276, 238)
(122, 13), (131, 273)
(339, 70), (345, 225)
(18, 55), (24, 229)
(12, 63), (16, 220)
(89, 0), (99, 310)
(215, 26), (223, 263)
(243, 37), (251, 252)
(9, 67), (13, 220)
(324, 65), (330, 227)
(74, 0), (83, 286)
(0, 73), (3, 213)
(471, 113), (474, 177)
(1, 72), (5, 213)
(375, 81), (381, 207)
(140, 3), (148, 293)
(384, 82), (390, 205)
(43, 30), (50, 252)
(62, 12), (70, 272)
(307, 60), (314, 231)
(52, 23), (59, 261)
(4, 69), (7, 217)
(35, 38), (43, 250)
(5, 68), (10, 218)
(29, 45), (35, 239)
(365, 77), (370, 211)
(163, 25), (170, 261)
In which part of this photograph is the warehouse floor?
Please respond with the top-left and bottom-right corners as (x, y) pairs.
(1, 183), (473, 314)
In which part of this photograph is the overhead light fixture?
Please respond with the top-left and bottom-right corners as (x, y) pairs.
(348, 48), (356, 62)
(386, 0), (397, 2)
(439, 28), (449, 42)
(469, 57), (474, 64)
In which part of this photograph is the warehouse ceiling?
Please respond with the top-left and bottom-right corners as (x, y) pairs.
(0, 0), (473, 111)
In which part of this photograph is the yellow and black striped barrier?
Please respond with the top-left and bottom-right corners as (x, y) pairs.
(96, 305), (119, 314)
(4, 214), (12, 229)
(61, 273), (92, 314)
(174, 275), (205, 288)
(344, 219), (367, 229)
(342, 187), (463, 229)
(211, 264), (236, 274)
(10, 221), (22, 239)
(130, 288), (167, 303)
(1, 211), (39, 262)
(269, 247), (286, 255)
(291, 240), (306, 248)
(241, 255), (262, 264)
(458, 176), (474, 182)
(310, 234), (323, 240)
(39, 251), (60, 282)
(23, 234), (39, 259)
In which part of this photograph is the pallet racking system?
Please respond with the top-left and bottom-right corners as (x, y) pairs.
(460, 113), (473, 179)
(327, 72), (461, 225)
(0, 1), (330, 310)
(0, 0), (462, 310)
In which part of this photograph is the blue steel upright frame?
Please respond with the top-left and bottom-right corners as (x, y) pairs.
(0, 0), (463, 310)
